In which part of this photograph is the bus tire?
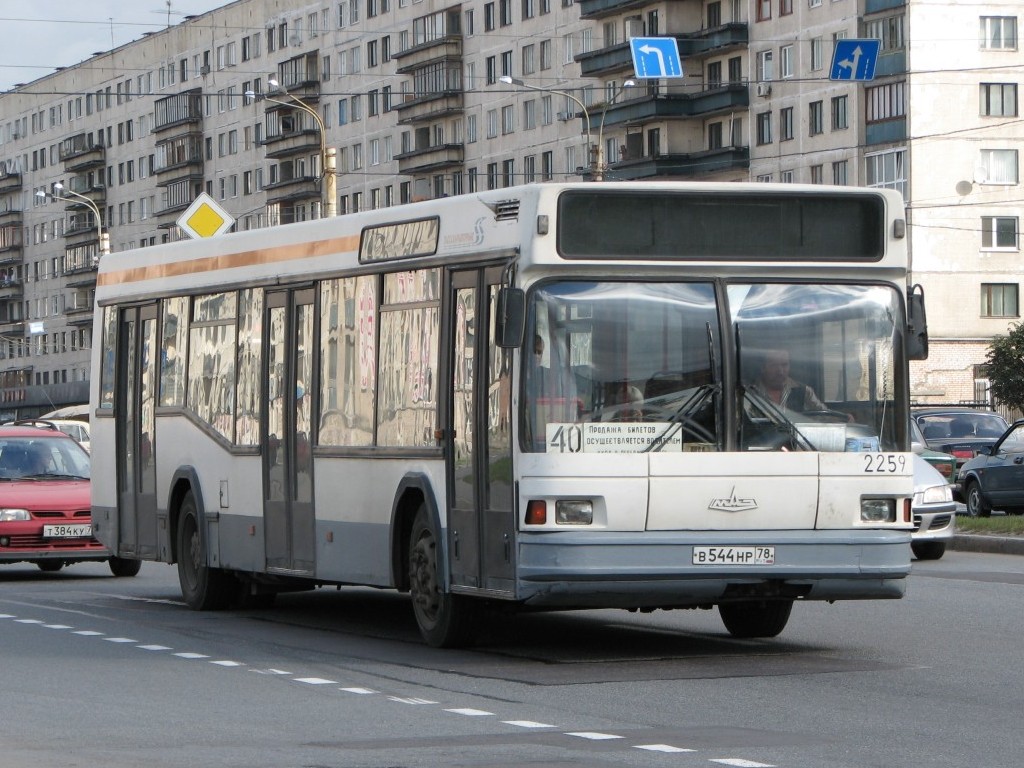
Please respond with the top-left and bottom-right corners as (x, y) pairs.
(109, 556), (142, 577)
(719, 599), (793, 638)
(408, 506), (476, 648)
(176, 490), (235, 610)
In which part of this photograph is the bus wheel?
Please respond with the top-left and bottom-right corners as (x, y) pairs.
(35, 560), (64, 572)
(719, 600), (793, 638)
(176, 490), (235, 610)
(109, 556), (142, 577)
(408, 507), (476, 648)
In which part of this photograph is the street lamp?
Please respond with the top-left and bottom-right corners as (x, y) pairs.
(594, 79), (636, 182)
(36, 183), (110, 257)
(247, 77), (337, 218)
(499, 75), (599, 180)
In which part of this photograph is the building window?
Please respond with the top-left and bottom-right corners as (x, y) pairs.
(756, 0), (771, 21)
(865, 148), (907, 200)
(756, 111), (772, 145)
(809, 100), (824, 135)
(780, 45), (793, 78)
(981, 284), (1019, 317)
(981, 216), (1019, 250)
(866, 82), (906, 122)
(980, 83), (1018, 116)
(865, 15), (904, 52)
(810, 37), (823, 71)
(810, 164), (823, 184)
(780, 107), (793, 141)
(831, 95), (848, 130)
(978, 149), (1019, 184)
(981, 16), (1017, 50)
(707, 122), (723, 150)
(780, 0), (792, 15)
(832, 160), (847, 185)
(756, 50), (774, 82)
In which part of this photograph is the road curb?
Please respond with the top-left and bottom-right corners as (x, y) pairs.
(950, 535), (1024, 556)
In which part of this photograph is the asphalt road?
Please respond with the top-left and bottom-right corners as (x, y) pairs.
(1, 552), (1023, 768)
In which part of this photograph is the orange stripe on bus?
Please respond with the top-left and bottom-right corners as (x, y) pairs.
(96, 234), (360, 287)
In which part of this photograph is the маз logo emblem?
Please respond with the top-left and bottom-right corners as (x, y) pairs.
(708, 487), (758, 512)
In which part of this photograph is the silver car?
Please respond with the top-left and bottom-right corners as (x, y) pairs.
(911, 454), (956, 560)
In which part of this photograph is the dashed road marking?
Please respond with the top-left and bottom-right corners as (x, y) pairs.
(504, 720), (558, 729)
(174, 652), (209, 659)
(137, 644), (172, 651)
(340, 687), (376, 695)
(444, 708), (494, 717)
(210, 660), (244, 667)
(73, 630), (104, 636)
(566, 732), (624, 740)
(636, 744), (697, 753)
(294, 677), (338, 685)
(711, 760), (777, 767)
(104, 637), (138, 643)
(388, 696), (437, 705)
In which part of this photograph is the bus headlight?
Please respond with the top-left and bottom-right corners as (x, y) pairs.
(861, 498), (896, 523)
(556, 500), (593, 525)
(0, 508), (31, 521)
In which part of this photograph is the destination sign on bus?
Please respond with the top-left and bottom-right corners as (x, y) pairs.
(546, 422), (684, 453)
(359, 217), (439, 262)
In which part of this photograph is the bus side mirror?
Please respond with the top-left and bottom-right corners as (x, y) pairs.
(495, 287), (525, 349)
(906, 284), (928, 361)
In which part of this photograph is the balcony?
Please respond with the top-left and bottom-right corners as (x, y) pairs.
(0, 172), (22, 194)
(64, 261), (99, 288)
(578, 25), (748, 77)
(607, 146), (750, 180)
(154, 89), (204, 133)
(596, 85), (750, 131)
(0, 278), (23, 300)
(866, 118), (907, 145)
(0, 319), (25, 335)
(260, 128), (322, 160)
(0, 208), (22, 227)
(875, 50), (906, 77)
(65, 303), (95, 326)
(60, 134), (105, 172)
(394, 91), (464, 124)
(579, 0), (654, 19)
(264, 174), (320, 206)
(396, 143), (464, 174)
(0, 226), (23, 255)
(393, 35), (463, 74)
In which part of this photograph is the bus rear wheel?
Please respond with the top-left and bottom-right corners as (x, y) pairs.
(109, 556), (142, 577)
(719, 599), (793, 638)
(408, 507), (476, 648)
(176, 490), (236, 610)
(35, 560), (64, 572)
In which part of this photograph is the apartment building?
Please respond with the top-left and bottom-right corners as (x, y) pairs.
(0, 0), (1018, 415)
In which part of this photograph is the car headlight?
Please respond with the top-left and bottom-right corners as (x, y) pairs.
(0, 508), (31, 521)
(915, 484), (954, 505)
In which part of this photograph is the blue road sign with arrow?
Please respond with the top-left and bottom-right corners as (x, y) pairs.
(629, 37), (683, 79)
(829, 39), (881, 81)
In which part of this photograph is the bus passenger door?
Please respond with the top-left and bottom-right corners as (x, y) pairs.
(263, 288), (316, 575)
(115, 304), (158, 559)
(448, 269), (515, 593)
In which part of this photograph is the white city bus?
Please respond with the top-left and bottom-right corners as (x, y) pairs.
(90, 182), (928, 646)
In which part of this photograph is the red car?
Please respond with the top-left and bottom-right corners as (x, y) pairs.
(0, 423), (139, 576)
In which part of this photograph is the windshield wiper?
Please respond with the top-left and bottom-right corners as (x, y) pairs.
(741, 386), (817, 451)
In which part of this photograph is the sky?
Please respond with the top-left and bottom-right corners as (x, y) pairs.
(0, 1), (228, 92)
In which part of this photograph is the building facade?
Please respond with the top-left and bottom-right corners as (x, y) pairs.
(0, 0), (1019, 415)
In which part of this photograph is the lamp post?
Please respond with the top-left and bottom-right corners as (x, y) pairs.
(594, 79), (636, 182)
(36, 183), (110, 257)
(248, 77), (337, 218)
(499, 75), (599, 180)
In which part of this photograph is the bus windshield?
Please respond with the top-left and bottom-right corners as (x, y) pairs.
(525, 281), (903, 454)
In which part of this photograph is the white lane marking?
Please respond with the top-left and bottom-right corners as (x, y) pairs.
(294, 677), (338, 685)
(104, 637), (138, 643)
(635, 744), (696, 753)
(174, 652), (209, 659)
(251, 669), (292, 675)
(0, 614), (15, 619)
(210, 660), (244, 667)
(136, 644), (171, 651)
(503, 721), (558, 729)
(73, 630), (104, 636)
(388, 697), (437, 705)
(566, 732), (624, 740)
(340, 687), (376, 695)
(43, 624), (73, 629)
(14, 619), (43, 624)
(710, 760), (776, 767)
(444, 708), (494, 717)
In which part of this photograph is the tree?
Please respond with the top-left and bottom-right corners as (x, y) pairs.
(985, 322), (1024, 412)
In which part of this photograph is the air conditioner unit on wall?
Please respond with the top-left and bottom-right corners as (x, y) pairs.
(756, 83), (772, 97)
(556, 111), (573, 122)
(200, 65), (211, 75)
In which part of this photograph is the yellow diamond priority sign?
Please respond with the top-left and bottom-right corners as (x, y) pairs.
(177, 193), (235, 239)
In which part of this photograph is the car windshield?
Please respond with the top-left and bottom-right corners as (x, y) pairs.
(0, 437), (90, 480)
(916, 412), (1008, 440)
(524, 280), (907, 453)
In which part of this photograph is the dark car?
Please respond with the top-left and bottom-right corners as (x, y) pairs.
(0, 423), (139, 575)
(957, 419), (1024, 517)
(912, 406), (1009, 475)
